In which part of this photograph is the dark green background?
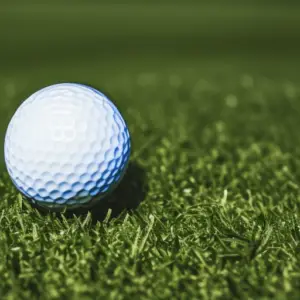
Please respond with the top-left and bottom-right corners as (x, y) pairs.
(1, 2), (300, 68)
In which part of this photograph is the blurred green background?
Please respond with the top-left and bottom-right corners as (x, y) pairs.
(1, 1), (300, 167)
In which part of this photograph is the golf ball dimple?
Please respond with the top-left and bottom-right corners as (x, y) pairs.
(4, 83), (131, 210)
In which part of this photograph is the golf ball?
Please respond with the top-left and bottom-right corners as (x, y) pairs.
(4, 83), (131, 210)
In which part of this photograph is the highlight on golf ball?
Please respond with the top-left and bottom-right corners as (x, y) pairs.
(4, 83), (131, 211)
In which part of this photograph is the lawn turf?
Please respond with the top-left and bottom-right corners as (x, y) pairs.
(1, 2), (300, 300)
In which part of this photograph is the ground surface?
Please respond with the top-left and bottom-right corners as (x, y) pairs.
(1, 2), (300, 300)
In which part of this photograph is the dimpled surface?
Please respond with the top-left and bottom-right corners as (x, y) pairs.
(4, 83), (131, 210)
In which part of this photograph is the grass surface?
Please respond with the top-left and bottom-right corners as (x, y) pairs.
(1, 66), (300, 300)
(1, 2), (300, 299)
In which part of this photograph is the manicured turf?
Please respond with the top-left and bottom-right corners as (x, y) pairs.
(1, 65), (300, 299)
(1, 2), (300, 299)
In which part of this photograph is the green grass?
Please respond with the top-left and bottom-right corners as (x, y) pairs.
(1, 2), (300, 299)
(1, 66), (300, 299)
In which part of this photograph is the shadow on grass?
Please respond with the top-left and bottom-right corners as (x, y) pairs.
(30, 162), (147, 223)
(82, 161), (147, 222)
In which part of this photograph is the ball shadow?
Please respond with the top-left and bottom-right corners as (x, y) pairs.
(66, 161), (148, 222)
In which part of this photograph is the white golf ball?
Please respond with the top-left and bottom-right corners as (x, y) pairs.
(4, 83), (131, 210)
